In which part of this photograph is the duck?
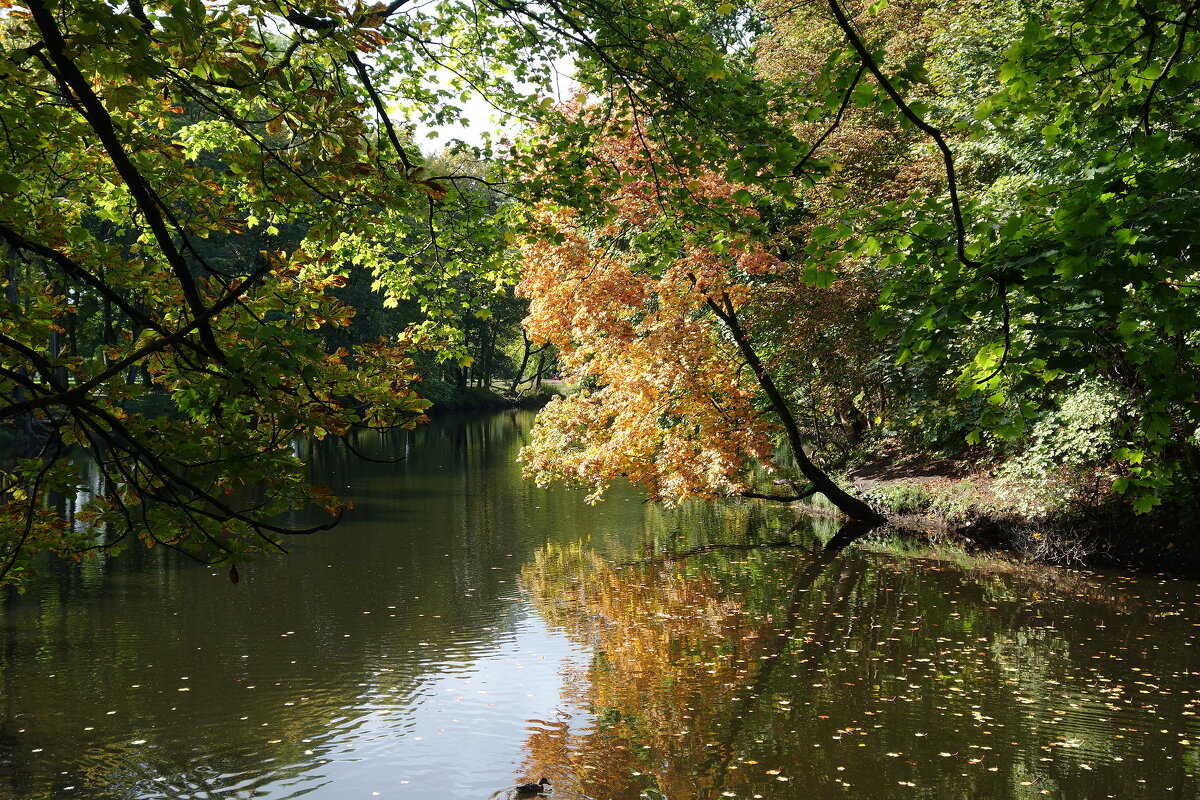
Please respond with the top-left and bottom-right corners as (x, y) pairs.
(515, 777), (551, 794)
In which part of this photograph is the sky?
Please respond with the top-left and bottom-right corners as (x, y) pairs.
(411, 57), (577, 152)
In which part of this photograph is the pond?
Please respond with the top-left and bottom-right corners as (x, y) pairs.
(1, 410), (1199, 799)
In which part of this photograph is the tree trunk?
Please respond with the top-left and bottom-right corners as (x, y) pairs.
(534, 351), (546, 391)
(836, 404), (869, 447)
(479, 326), (494, 389)
(510, 330), (551, 396)
(707, 293), (884, 523)
(5, 257), (34, 443)
(511, 329), (534, 395)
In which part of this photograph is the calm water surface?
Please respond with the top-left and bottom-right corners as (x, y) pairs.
(1, 411), (1199, 799)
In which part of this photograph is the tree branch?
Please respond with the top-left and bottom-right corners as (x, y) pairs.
(346, 49), (417, 172)
(792, 63), (866, 178)
(824, 0), (979, 268)
(0, 258), (277, 421)
(27, 0), (226, 361)
(701, 287), (883, 522)
(1141, 0), (1199, 135)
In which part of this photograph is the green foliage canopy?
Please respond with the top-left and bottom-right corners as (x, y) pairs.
(0, 0), (565, 584)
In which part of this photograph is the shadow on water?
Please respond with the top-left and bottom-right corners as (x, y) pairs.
(823, 519), (881, 553)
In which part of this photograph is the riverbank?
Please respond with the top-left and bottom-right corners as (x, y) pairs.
(417, 379), (568, 413)
(839, 455), (1200, 575)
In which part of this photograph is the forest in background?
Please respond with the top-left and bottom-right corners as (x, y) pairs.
(1, 0), (1198, 583)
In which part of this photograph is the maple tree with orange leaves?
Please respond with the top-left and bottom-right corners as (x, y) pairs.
(516, 117), (882, 520)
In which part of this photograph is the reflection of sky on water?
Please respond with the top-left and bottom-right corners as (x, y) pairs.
(303, 604), (589, 800)
(1, 411), (627, 800)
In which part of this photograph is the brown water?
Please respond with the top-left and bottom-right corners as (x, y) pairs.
(1, 410), (1199, 799)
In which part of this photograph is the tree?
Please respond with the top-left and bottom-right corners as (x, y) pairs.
(512, 0), (1200, 522)
(516, 119), (882, 520)
(2, 0), (828, 584)
(0, 0), (566, 584)
(759, 0), (1200, 510)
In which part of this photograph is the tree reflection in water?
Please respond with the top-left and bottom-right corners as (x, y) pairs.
(519, 526), (1200, 800)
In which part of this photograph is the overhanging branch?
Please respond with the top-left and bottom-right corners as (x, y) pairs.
(825, 0), (979, 269)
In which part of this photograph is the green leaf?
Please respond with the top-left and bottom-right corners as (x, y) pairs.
(1132, 494), (1161, 513)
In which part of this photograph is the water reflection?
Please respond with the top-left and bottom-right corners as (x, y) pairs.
(521, 538), (1200, 799)
(0, 412), (609, 799)
(1, 410), (1199, 799)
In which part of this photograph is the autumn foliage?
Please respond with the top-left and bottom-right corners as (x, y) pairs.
(516, 123), (786, 503)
